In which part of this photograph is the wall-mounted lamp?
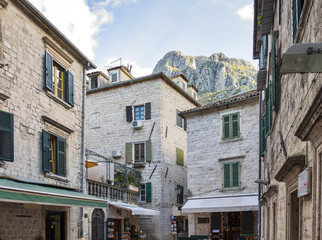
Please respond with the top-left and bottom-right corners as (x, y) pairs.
(280, 43), (322, 74)
(255, 179), (269, 185)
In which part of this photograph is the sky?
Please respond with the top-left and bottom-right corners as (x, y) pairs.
(29, 0), (256, 77)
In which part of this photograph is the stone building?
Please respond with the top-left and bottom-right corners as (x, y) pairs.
(85, 67), (200, 240)
(0, 1), (106, 239)
(181, 90), (259, 239)
(253, 0), (322, 239)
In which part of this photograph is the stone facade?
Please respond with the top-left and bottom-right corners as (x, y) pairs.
(253, 0), (322, 239)
(85, 72), (199, 240)
(181, 90), (259, 237)
(0, 1), (96, 239)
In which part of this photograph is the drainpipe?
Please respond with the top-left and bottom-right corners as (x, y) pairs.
(258, 91), (262, 239)
(79, 66), (87, 238)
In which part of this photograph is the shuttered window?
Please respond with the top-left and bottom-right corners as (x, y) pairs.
(125, 140), (152, 165)
(126, 102), (151, 122)
(45, 51), (74, 106)
(223, 162), (240, 189)
(140, 182), (152, 203)
(265, 83), (272, 137)
(0, 111), (14, 162)
(42, 130), (66, 177)
(91, 77), (98, 89)
(176, 148), (184, 166)
(222, 113), (240, 140)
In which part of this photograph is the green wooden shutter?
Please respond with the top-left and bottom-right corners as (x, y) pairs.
(42, 130), (50, 172)
(260, 115), (267, 156)
(125, 142), (132, 164)
(65, 71), (74, 106)
(45, 51), (53, 91)
(126, 106), (133, 122)
(145, 139), (152, 163)
(223, 164), (231, 188)
(57, 137), (66, 177)
(176, 148), (184, 166)
(146, 182), (152, 203)
(0, 111), (14, 162)
(265, 84), (272, 137)
(145, 102), (151, 120)
(232, 113), (240, 138)
(272, 34), (276, 105)
(222, 115), (230, 139)
(232, 162), (240, 187)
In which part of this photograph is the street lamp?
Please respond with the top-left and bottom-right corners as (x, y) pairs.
(280, 43), (322, 74)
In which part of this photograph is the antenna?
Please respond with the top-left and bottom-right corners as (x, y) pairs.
(110, 58), (122, 66)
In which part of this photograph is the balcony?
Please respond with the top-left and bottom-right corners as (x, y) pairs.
(87, 179), (139, 204)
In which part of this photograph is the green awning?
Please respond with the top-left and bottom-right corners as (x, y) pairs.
(0, 178), (106, 208)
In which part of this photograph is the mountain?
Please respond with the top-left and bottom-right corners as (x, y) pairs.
(152, 51), (257, 104)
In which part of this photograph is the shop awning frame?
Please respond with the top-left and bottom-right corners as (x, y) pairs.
(0, 178), (107, 208)
(108, 201), (160, 216)
(181, 194), (258, 213)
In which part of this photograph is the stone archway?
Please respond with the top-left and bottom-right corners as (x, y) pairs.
(92, 209), (105, 240)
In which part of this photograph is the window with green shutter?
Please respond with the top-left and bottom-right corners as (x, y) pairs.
(222, 162), (240, 189)
(126, 140), (152, 166)
(222, 113), (240, 140)
(45, 51), (74, 106)
(265, 83), (272, 137)
(0, 111), (14, 162)
(42, 130), (66, 177)
(140, 182), (152, 203)
(292, 0), (304, 42)
(91, 76), (98, 89)
(176, 148), (184, 166)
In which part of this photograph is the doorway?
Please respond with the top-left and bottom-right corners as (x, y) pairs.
(46, 211), (65, 240)
(114, 219), (122, 240)
(92, 209), (105, 240)
(290, 190), (299, 240)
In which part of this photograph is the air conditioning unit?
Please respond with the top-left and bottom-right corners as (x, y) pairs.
(132, 120), (143, 129)
(111, 150), (121, 158)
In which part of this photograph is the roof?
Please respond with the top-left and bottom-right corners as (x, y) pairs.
(87, 72), (201, 107)
(15, 0), (96, 70)
(181, 90), (259, 117)
(188, 84), (199, 92)
(171, 74), (189, 82)
(87, 71), (109, 80)
(107, 65), (134, 79)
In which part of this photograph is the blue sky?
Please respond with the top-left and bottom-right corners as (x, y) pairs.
(30, 0), (255, 77)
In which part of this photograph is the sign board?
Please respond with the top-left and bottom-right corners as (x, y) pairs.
(198, 218), (209, 224)
(298, 167), (311, 198)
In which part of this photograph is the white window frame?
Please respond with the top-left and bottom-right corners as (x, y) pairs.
(133, 141), (146, 163)
(176, 109), (184, 129)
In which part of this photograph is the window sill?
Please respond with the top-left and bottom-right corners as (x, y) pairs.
(46, 91), (72, 109)
(45, 172), (69, 183)
(220, 137), (243, 143)
(220, 187), (243, 192)
(133, 163), (146, 168)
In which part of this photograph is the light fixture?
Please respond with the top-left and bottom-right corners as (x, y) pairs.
(280, 43), (322, 74)
(255, 179), (269, 185)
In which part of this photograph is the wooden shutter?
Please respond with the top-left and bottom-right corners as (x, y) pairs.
(145, 139), (152, 163)
(145, 102), (151, 120)
(125, 142), (133, 164)
(176, 109), (180, 126)
(211, 213), (221, 231)
(146, 182), (152, 203)
(45, 51), (53, 91)
(65, 71), (74, 106)
(126, 106), (133, 122)
(223, 164), (231, 188)
(232, 113), (240, 138)
(272, 34), (276, 105)
(57, 137), (66, 177)
(184, 118), (187, 131)
(260, 115), (267, 156)
(265, 84), (272, 137)
(176, 148), (184, 166)
(0, 111), (14, 162)
(42, 130), (50, 172)
(232, 162), (240, 187)
(241, 211), (253, 234)
(222, 115), (230, 139)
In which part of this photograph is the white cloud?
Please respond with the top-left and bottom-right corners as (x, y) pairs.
(29, 0), (114, 60)
(102, 58), (153, 78)
(236, 4), (253, 21)
(94, 0), (136, 8)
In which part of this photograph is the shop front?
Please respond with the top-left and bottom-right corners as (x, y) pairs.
(182, 194), (258, 240)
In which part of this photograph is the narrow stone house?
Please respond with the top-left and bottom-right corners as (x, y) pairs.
(253, 0), (322, 239)
(0, 1), (106, 239)
(181, 90), (259, 239)
(85, 67), (200, 240)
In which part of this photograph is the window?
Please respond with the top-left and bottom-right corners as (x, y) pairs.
(126, 102), (151, 122)
(176, 109), (185, 129)
(111, 73), (118, 83)
(181, 81), (186, 91)
(176, 148), (184, 166)
(292, 0), (304, 42)
(176, 185), (184, 204)
(134, 105), (145, 120)
(223, 162), (240, 188)
(45, 51), (74, 106)
(42, 130), (66, 177)
(222, 113), (240, 140)
(140, 182), (152, 202)
(0, 110), (14, 162)
(91, 76), (98, 89)
(46, 211), (65, 240)
(125, 140), (151, 165)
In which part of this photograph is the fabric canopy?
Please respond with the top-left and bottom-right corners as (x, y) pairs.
(181, 194), (258, 213)
(108, 201), (159, 216)
(0, 178), (107, 208)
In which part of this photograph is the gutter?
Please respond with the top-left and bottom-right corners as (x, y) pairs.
(258, 91), (262, 239)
